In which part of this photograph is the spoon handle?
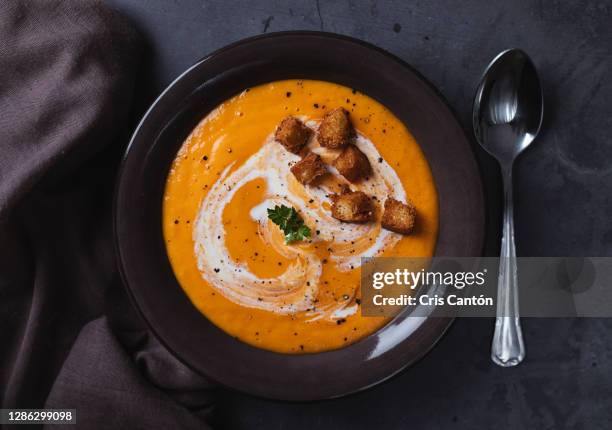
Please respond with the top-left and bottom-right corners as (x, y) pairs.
(491, 168), (525, 367)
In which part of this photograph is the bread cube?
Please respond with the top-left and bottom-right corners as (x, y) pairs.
(290, 153), (327, 185)
(333, 145), (371, 182)
(330, 190), (375, 223)
(275, 116), (312, 154)
(381, 197), (416, 234)
(317, 107), (354, 149)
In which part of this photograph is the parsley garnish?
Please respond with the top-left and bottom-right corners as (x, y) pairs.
(267, 205), (311, 244)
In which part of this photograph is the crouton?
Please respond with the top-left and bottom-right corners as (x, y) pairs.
(317, 107), (354, 149)
(381, 198), (416, 234)
(275, 116), (312, 154)
(330, 190), (374, 223)
(290, 153), (327, 185)
(333, 145), (372, 182)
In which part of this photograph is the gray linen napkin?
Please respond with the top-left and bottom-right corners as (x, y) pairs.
(0, 1), (215, 428)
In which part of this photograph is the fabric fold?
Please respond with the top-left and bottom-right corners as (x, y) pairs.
(44, 318), (213, 430)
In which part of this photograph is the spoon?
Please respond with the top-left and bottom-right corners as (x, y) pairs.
(473, 49), (544, 367)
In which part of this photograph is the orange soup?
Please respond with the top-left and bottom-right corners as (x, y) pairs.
(163, 80), (438, 353)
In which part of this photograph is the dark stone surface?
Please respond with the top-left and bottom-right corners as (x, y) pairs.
(103, 0), (612, 428)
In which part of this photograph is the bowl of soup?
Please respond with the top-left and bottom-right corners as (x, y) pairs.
(115, 32), (484, 400)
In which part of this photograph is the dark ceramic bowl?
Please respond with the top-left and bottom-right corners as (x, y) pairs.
(114, 31), (485, 401)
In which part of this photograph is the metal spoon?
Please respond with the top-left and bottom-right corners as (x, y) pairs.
(473, 49), (544, 367)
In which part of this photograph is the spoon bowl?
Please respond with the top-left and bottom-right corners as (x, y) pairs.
(474, 49), (544, 164)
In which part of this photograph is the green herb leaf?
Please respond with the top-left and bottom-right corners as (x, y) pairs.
(267, 205), (312, 244)
(297, 224), (311, 238)
(267, 205), (292, 230)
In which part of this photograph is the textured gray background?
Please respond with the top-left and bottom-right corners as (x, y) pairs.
(104, 0), (612, 428)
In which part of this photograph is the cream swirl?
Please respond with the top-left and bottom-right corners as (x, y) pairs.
(193, 119), (407, 319)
